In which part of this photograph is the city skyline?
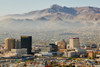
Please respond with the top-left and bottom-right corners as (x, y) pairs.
(0, 0), (99, 67)
(0, 0), (100, 16)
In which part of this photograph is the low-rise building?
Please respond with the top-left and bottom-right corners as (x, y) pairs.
(88, 51), (96, 59)
(75, 48), (86, 54)
(11, 48), (27, 56)
(40, 52), (53, 56)
(40, 46), (50, 52)
(59, 49), (68, 52)
(4, 52), (17, 57)
(64, 51), (78, 57)
(0, 61), (10, 67)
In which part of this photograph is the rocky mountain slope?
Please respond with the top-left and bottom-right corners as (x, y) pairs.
(0, 4), (100, 32)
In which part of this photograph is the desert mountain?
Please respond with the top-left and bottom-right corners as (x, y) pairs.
(0, 4), (100, 32)
(1, 4), (100, 21)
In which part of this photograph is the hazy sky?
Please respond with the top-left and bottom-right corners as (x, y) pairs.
(0, 0), (100, 16)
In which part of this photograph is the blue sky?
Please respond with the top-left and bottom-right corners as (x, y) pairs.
(0, 0), (100, 16)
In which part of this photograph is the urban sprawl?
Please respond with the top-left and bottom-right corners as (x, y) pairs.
(0, 36), (100, 67)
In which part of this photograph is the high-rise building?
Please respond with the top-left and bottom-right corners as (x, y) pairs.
(21, 36), (32, 54)
(15, 40), (21, 49)
(55, 39), (67, 49)
(5, 38), (15, 51)
(69, 38), (80, 49)
(49, 43), (58, 52)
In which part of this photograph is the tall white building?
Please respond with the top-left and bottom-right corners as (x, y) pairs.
(69, 38), (80, 49)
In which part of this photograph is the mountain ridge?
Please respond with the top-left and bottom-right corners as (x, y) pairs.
(0, 4), (100, 33)
(2, 4), (99, 22)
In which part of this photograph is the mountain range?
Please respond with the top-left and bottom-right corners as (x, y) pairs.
(2, 4), (100, 21)
(0, 4), (100, 32)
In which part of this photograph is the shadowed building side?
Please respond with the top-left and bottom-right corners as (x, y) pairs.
(15, 40), (21, 49)
(21, 36), (32, 54)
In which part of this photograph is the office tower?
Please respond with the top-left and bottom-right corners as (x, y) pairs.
(15, 40), (21, 49)
(5, 38), (15, 51)
(56, 39), (67, 49)
(69, 38), (80, 49)
(49, 43), (58, 52)
(21, 36), (32, 54)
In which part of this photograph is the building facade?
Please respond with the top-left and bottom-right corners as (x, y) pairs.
(56, 40), (67, 49)
(21, 36), (32, 54)
(69, 38), (80, 49)
(88, 51), (96, 59)
(64, 51), (78, 57)
(49, 43), (58, 52)
(15, 40), (21, 49)
(11, 48), (27, 56)
(5, 38), (15, 51)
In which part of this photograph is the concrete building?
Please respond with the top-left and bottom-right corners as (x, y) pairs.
(49, 43), (58, 52)
(88, 51), (96, 59)
(64, 51), (78, 57)
(64, 48), (86, 58)
(4, 52), (17, 57)
(40, 46), (50, 52)
(49, 43), (58, 56)
(75, 48), (86, 54)
(40, 52), (53, 56)
(55, 39), (67, 49)
(21, 36), (32, 54)
(34, 53), (42, 57)
(11, 48), (27, 56)
(69, 38), (80, 49)
(5, 38), (15, 51)
(58, 49), (68, 52)
(15, 40), (21, 49)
